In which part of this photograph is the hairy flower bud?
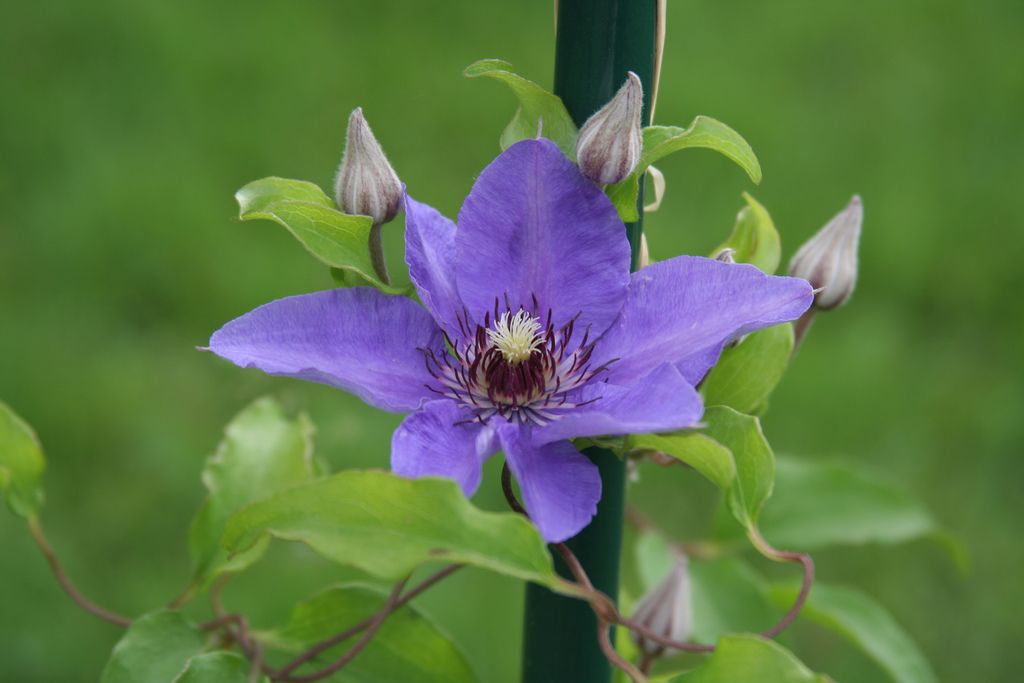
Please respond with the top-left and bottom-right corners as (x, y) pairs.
(334, 108), (403, 225)
(631, 551), (692, 655)
(575, 72), (643, 185)
(788, 195), (863, 310)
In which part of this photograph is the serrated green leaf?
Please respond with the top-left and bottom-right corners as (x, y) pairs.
(608, 118), (762, 222)
(702, 406), (775, 531)
(758, 456), (940, 550)
(221, 470), (580, 597)
(188, 397), (318, 592)
(711, 192), (781, 274)
(173, 652), (257, 683)
(463, 59), (577, 159)
(701, 324), (794, 415)
(0, 401), (46, 519)
(769, 582), (937, 683)
(671, 634), (831, 682)
(235, 178), (403, 294)
(626, 432), (736, 491)
(264, 583), (476, 683)
(101, 610), (205, 683)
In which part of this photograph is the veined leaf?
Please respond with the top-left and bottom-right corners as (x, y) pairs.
(608, 118), (761, 222)
(627, 431), (736, 491)
(758, 456), (940, 550)
(264, 583), (476, 683)
(702, 406), (775, 531)
(173, 653), (258, 683)
(187, 397), (318, 592)
(464, 59), (577, 159)
(0, 401), (46, 519)
(235, 177), (403, 294)
(221, 470), (581, 597)
(100, 611), (205, 683)
(690, 558), (775, 644)
(701, 323), (794, 415)
(769, 582), (937, 683)
(711, 192), (781, 274)
(670, 634), (831, 682)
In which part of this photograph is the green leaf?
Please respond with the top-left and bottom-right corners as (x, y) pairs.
(702, 406), (775, 531)
(710, 192), (782, 274)
(769, 582), (937, 683)
(264, 583), (476, 683)
(188, 397), (318, 592)
(757, 456), (940, 550)
(608, 118), (762, 222)
(101, 610), (205, 683)
(700, 324), (794, 415)
(690, 558), (775, 644)
(0, 401), (46, 519)
(235, 178), (403, 294)
(463, 59), (577, 159)
(173, 653), (257, 683)
(671, 634), (831, 682)
(222, 470), (580, 596)
(235, 176), (334, 212)
(626, 432), (735, 491)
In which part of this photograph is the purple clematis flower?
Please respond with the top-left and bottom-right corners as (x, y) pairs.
(209, 138), (812, 543)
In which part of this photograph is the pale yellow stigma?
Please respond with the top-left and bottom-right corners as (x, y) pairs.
(487, 310), (544, 364)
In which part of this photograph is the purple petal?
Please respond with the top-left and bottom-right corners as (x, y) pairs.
(209, 288), (441, 412)
(455, 138), (630, 334)
(404, 194), (464, 337)
(391, 400), (498, 496)
(499, 425), (601, 543)
(534, 364), (703, 444)
(595, 256), (813, 384)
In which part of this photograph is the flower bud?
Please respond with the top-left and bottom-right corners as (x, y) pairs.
(638, 233), (652, 268)
(575, 72), (643, 185)
(788, 195), (863, 310)
(334, 107), (403, 225)
(713, 247), (737, 264)
(631, 551), (692, 655)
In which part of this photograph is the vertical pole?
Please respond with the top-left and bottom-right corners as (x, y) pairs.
(521, 2), (657, 682)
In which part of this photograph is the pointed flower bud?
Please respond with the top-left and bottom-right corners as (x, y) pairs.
(631, 551), (692, 655)
(713, 247), (737, 264)
(575, 72), (643, 185)
(638, 233), (652, 268)
(334, 108), (403, 225)
(788, 195), (863, 310)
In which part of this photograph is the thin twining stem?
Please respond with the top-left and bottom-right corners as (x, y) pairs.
(599, 618), (649, 683)
(275, 564), (463, 680)
(284, 577), (409, 683)
(28, 517), (133, 628)
(200, 576), (276, 679)
(499, 462), (815, 656)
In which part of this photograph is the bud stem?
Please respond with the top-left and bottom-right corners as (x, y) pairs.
(368, 223), (391, 285)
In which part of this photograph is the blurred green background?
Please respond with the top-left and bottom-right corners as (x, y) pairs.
(2, 0), (1022, 680)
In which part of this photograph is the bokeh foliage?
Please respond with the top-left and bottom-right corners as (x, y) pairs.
(1, 0), (1022, 681)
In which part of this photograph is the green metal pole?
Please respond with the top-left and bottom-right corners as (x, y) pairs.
(521, 2), (657, 682)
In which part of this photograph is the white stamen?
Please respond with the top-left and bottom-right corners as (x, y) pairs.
(487, 310), (543, 364)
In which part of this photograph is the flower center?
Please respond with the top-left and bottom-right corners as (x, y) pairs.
(421, 301), (614, 426)
(486, 310), (543, 364)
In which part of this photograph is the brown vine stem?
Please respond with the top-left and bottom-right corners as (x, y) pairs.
(599, 618), (648, 683)
(28, 517), (133, 628)
(274, 564), (462, 679)
(499, 462), (816, 664)
(283, 577), (409, 683)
